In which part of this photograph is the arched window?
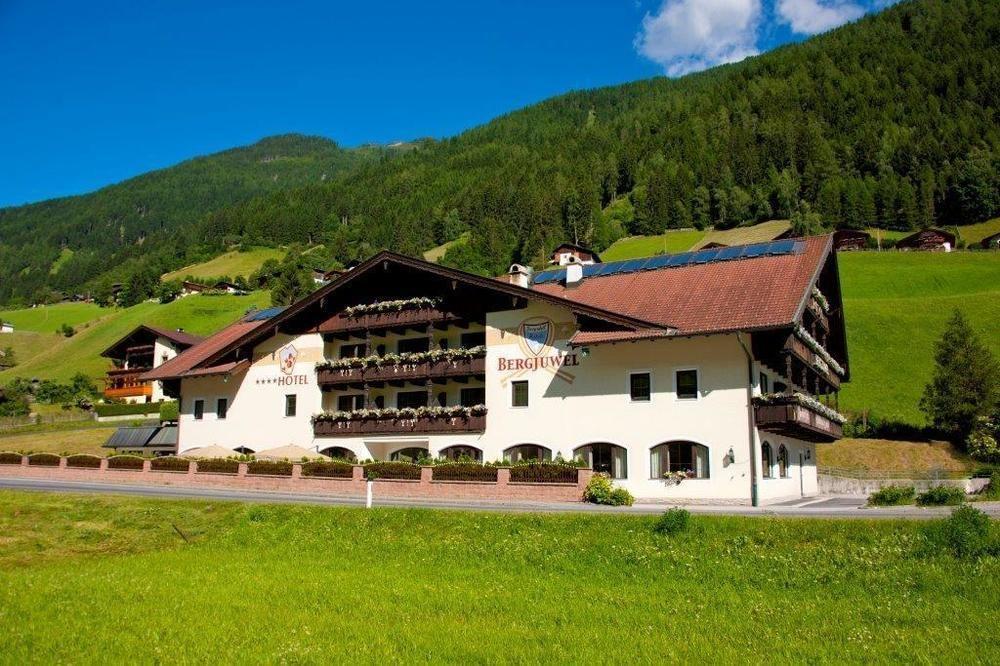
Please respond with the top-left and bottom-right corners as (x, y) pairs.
(390, 447), (428, 463)
(650, 441), (709, 479)
(574, 443), (627, 479)
(234, 446), (255, 455)
(439, 445), (483, 462)
(761, 442), (773, 479)
(777, 445), (789, 478)
(319, 446), (356, 462)
(503, 444), (552, 463)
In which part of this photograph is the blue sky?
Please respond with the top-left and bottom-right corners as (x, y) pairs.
(0, 0), (896, 207)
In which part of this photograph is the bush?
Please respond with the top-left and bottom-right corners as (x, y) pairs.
(916, 485), (967, 506)
(432, 463), (498, 482)
(151, 456), (191, 472)
(27, 453), (61, 467)
(0, 452), (24, 465)
(60, 323), (76, 338)
(509, 462), (579, 483)
(66, 454), (102, 469)
(922, 505), (997, 559)
(609, 488), (635, 506)
(301, 460), (355, 479)
(159, 400), (179, 422)
(195, 459), (240, 474)
(247, 460), (293, 476)
(582, 473), (634, 505)
(868, 485), (916, 506)
(95, 401), (163, 418)
(654, 508), (691, 536)
(978, 470), (1000, 500)
(364, 461), (421, 480)
(107, 455), (145, 470)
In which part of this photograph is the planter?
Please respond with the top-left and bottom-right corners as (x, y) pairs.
(314, 414), (486, 437)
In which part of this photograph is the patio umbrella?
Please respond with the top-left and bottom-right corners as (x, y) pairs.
(180, 445), (239, 459)
(254, 445), (330, 461)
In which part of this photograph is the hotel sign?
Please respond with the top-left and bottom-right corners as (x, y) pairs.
(498, 317), (579, 384)
(255, 343), (310, 387)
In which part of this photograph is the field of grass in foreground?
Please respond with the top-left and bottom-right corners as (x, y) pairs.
(0, 491), (998, 662)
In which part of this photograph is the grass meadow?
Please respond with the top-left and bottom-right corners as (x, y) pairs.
(161, 246), (285, 282)
(0, 491), (998, 663)
(601, 229), (707, 260)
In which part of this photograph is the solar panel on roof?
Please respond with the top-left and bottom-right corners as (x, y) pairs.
(582, 264), (604, 277)
(692, 248), (721, 263)
(767, 239), (797, 254)
(532, 270), (562, 285)
(617, 259), (646, 274)
(717, 246), (743, 260)
(246, 306), (287, 321)
(643, 255), (673, 270)
(740, 243), (766, 258)
(666, 252), (694, 267)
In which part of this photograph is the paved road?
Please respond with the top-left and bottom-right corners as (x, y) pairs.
(1, 477), (997, 519)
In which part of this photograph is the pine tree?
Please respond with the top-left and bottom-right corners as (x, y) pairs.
(920, 310), (1000, 444)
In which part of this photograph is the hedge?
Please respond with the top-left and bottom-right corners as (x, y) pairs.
(66, 454), (102, 469)
(301, 460), (354, 479)
(159, 401), (179, 421)
(0, 452), (23, 465)
(247, 460), (293, 476)
(432, 463), (498, 482)
(365, 461), (421, 480)
(509, 462), (579, 484)
(27, 453), (61, 467)
(196, 459), (239, 474)
(95, 401), (167, 418)
(107, 455), (145, 470)
(151, 456), (191, 472)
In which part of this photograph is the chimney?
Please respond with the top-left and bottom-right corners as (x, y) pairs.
(565, 261), (583, 287)
(507, 264), (533, 289)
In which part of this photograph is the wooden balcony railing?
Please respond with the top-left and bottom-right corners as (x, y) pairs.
(754, 396), (843, 442)
(104, 367), (153, 399)
(314, 413), (486, 437)
(319, 307), (461, 335)
(317, 356), (486, 386)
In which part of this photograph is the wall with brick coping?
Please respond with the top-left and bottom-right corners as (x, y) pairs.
(0, 456), (593, 503)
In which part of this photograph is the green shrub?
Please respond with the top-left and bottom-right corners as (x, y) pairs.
(583, 473), (633, 505)
(27, 453), (61, 467)
(922, 505), (997, 559)
(508, 462), (579, 483)
(916, 485), (966, 506)
(95, 401), (163, 418)
(66, 454), (102, 469)
(301, 460), (355, 478)
(609, 488), (635, 506)
(159, 401), (179, 422)
(0, 452), (23, 465)
(653, 508), (691, 536)
(247, 460), (293, 476)
(432, 463), (498, 482)
(979, 471), (1000, 500)
(365, 461), (421, 480)
(107, 455), (145, 470)
(868, 485), (916, 506)
(195, 459), (240, 474)
(150, 456), (191, 472)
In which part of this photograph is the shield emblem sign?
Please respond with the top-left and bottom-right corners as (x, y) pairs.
(521, 320), (552, 356)
(279, 344), (298, 375)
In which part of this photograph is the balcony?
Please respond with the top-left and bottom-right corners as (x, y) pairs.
(104, 368), (153, 399)
(319, 306), (463, 336)
(317, 355), (486, 387)
(754, 394), (843, 442)
(314, 413), (486, 437)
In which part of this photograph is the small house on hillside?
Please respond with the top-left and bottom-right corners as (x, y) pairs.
(312, 268), (345, 285)
(832, 229), (870, 251)
(896, 228), (956, 252)
(549, 243), (601, 266)
(181, 280), (247, 297)
(981, 232), (1000, 250)
(101, 325), (203, 403)
(0, 321), (13, 333)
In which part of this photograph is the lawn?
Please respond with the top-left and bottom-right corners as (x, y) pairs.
(602, 229), (706, 261)
(0, 425), (117, 455)
(0, 491), (996, 662)
(838, 251), (1000, 424)
(0, 301), (108, 333)
(162, 246), (285, 281)
(698, 219), (790, 247)
(1, 292), (270, 385)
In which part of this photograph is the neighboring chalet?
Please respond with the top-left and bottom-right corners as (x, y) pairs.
(896, 228), (956, 251)
(180, 280), (248, 297)
(0, 320), (13, 334)
(143, 235), (850, 505)
(981, 232), (1000, 250)
(312, 268), (345, 285)
(831, 229), (870, 251)
(549, 243), (600, 266)
(101, 326), (203, 403)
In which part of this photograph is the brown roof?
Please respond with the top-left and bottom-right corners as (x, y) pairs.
(101, 325), (204, 359)
(569, 329), (673, 345)
(142, 318), (264, 381)
(534, 235), (831, 335)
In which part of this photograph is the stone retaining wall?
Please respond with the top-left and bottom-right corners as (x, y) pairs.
(0, 456), (593, 502)
(819, 474), (989, 496)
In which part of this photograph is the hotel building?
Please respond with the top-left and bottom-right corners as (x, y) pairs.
(143, 236), (849, 503)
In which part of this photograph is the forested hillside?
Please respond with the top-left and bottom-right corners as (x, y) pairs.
(1, 0), (998, 304)
(0, 135), (377, 304)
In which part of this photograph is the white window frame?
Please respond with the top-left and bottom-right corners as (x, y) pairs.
(626, 369), (653, 404)
(510, 380), (530, 409)
(674, 367), (700, 401)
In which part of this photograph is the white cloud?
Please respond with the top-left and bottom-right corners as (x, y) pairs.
(776, 0), (865, 35)
(635, 0), (762, 77)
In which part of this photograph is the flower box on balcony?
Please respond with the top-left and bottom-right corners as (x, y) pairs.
(753, 393), (844, 443)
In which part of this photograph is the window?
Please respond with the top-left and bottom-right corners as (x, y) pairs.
(575, 443), (627, 479)
(629, 371), (651, 402)
(396, 390), (427, 409)
(504, 444), (552, 463)
(216, 398), (228, 420)
(390, 447), (428, 462)
(461, 331), (486, 348)
(437, 338), (449, 350)
(460, 387), (486, 407)
(284, 394), (297, 417)
(650, 441), (709, 479)
(397, 337), (430, 354)
(440, 445), (483, 462)
(373, 395), (385, 409)
(193, 399), (204, 420)
(676, 369), (699, 400)
(337, 394), (364, 412)
(511, 381), (529, 407)
(339, 343), (366, 359)
(761, 442), (773, 479)
(759, 372), (769, 394)
(774, 381), (788, 393)
(436, 392), (447, 407)
(777, 445), (789, 478)
(319, 447), (356, 462)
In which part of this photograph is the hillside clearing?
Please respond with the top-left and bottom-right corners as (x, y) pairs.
(1, 491), (998, 662)
(161, 247), (284, 282)
(601, 229), (705, 261)
(817, 438), (974, 474)
(956, 217), (1000, 245)
(698, 220), (791, 248)
(423, 232), (470, 263)
(0, 302), (108, 333)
